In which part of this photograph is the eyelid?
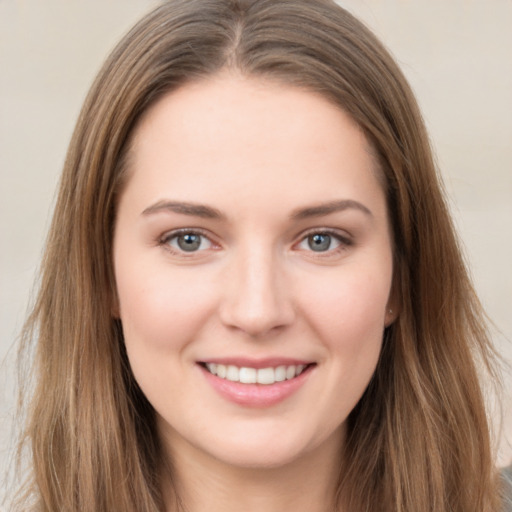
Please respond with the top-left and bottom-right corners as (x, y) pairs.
(159, 227), (220, 255)
(293, 228), (353, 255)
(299, 227), (353, 243)
(157, 226), (353, 258)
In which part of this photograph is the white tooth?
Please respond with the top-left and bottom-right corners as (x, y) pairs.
(274, 366), (286, 382)
(286, 365), (296, 380)
(226, 365), (240, 382)
(295, 364), (305, 376)
(239, 367), (257, 384)
(257, 367), (276, 385)
(206, 363), (217, 375)
(217, 364), (227, 378)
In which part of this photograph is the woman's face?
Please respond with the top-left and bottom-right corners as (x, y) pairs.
(113, 75), (396, 470)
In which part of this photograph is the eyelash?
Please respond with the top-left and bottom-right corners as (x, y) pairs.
(297, 228), (353, 257)
(159, 228), (218, 256)
(158, 228), (353, 257)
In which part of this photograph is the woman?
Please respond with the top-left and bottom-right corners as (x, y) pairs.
(12, 0), (506, 510)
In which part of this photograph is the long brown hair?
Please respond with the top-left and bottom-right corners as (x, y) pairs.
(13, 1), (502, 510)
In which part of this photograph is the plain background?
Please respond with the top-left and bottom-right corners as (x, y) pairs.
(1, 0), (511, 495)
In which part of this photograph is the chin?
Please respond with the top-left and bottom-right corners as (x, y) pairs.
(184, 421), (344, 473)
(214, 443), (306, 470)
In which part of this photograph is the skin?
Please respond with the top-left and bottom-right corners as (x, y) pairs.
(113, 74), (396, 512)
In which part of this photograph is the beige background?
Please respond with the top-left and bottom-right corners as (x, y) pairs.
(1, 0), (511, 493)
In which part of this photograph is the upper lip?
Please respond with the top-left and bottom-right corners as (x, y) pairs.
(198, 357), (315, 369)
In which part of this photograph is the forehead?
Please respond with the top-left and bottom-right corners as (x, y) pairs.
(121, 74), (387, 220)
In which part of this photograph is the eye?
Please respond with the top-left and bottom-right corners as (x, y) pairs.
(163, 230), (213, 253)
(306, 233), (337, 252)
(296, 230), (350, 253)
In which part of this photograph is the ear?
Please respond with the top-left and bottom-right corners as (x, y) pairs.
(109, 281), (121, 319)
(384, 304), (399, 327)
(384, 271), (401, 327)
(111, 302), (120, 319)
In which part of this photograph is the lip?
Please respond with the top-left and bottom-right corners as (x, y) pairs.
(199, 357), (313, 369)
(198, 360), (315, 408)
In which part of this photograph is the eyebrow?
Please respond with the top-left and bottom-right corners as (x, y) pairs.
(290, 199), (373, 220)
(141, 198), (372, 221)
(142, 200), (225, 220)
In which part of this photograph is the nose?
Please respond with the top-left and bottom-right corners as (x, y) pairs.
(219, 244), (295, 338)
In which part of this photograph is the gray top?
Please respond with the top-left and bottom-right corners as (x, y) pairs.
(503, 465), (512, 512)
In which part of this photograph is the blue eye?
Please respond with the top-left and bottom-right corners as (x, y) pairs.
(308, 233), (333, 252)
(165, 231), (213, 253)
(298, 232), (345, 253)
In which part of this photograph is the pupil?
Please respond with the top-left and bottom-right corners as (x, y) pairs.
(178, 233), (201, 252)
(309, 234), (331, 252)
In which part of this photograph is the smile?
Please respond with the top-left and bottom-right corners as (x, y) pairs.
(199, 360), (315, 407)
(203, 363), (309, 385)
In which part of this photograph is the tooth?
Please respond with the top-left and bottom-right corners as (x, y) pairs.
(257, 367), (275, 385)
(274, 366), (286, 382)
(239, 367), (257, 384)
(206, 363), (217, 375)
(286, 365), (296, 380)
(226, 365), (240, 382)
(217, 364), (227, 378)
(207, 363), (309, 383)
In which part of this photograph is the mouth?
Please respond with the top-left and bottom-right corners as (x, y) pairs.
(197, 359), (316, 407)
(199, 362), (313, 385)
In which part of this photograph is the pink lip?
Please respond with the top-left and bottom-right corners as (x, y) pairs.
(198, 357), (312, 369)
(198, 362), (315, 408)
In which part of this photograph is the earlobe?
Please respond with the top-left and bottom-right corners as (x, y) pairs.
(384, 307), (398, 327)
(385, 269), (401, 327)
(110, 283), (121, 319)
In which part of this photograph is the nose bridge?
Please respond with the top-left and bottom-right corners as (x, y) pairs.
(220, 238), (294, 337)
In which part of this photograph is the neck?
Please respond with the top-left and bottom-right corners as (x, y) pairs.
(161, 431), (344, 512)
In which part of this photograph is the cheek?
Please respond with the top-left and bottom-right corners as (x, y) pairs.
(115, 261), (218, 353)
(298, 263), (391, 420)
(297, 259), (392, 356)
(304, 269), (389, 319)
(115, 263), (219, 409)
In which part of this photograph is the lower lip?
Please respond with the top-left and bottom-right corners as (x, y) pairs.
(199, 365), (314, 408)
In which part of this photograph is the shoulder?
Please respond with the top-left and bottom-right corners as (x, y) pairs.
(503, 465), (512, 512)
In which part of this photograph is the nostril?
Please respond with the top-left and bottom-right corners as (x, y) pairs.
(218, 294), (295, 337)
(218, 254), (295, 336)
